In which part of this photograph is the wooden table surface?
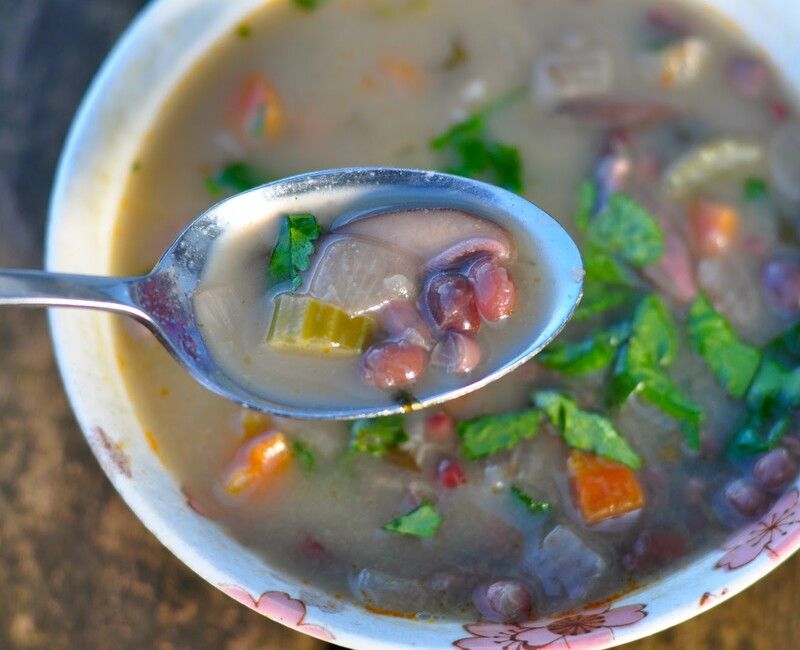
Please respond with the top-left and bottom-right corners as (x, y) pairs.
(1, 1), (798, 648)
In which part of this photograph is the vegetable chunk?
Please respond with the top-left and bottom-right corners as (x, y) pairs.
(221, 431), (292, 496)
(567, 450), (645, 524)
(267, 295), (373, 355)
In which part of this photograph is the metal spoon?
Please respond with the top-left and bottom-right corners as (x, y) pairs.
(2, 168), (583, 419)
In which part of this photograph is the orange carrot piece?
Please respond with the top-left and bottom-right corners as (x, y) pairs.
(228, 73), (285, 142)
(222, 431), (292, 496)
(567, 450), (645, 524)
(689, 199), (739, 257)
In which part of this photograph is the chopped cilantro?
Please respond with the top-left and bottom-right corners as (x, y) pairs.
(267, 214), (322, 290)
(292, 0), (327, 10)
(538, 322), (631, 376)
(533, 391), (642, 469)
(349, 415), (408, 456)
(743, 177), (769, 202)
(206, 162), (269, 196)
(573, 280), (634, 322)
(687, 294), (761, 398)
(727, 327), (800, 459)
(291, 441), (315, 471)
(510, 485), (552, 516)
(382, 502), (441, 538)
(583, 245), (639, 287)
(430, 90), (526, 193)
(574, 180), (597, 232)
(587, 193), (665, 267)
(456, 409), (542, 460)
(610, 295), (702, 449)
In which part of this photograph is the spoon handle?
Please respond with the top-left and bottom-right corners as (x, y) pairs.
(0, 269), (144, 318)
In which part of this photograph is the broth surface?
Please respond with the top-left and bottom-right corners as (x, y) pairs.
(111, 0), (800, 621)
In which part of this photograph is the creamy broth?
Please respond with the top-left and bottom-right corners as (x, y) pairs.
(111, 0), (800, 622)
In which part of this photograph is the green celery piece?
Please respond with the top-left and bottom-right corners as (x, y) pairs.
(687, 295), (761, 399)
(382, 502), (442, 538)
(291, 441), (316, 471)
(206, 162), (269, 195)
(267, 214), (322, 290)
(538, 322), (631, 376)
(457, 409), (542, 460)
(587, 193), (665, 267)
(743, 177), (769, 201)
(349, 415), (408, 456)
(533, 390), (642, 469)
(510, 485), (552, 516)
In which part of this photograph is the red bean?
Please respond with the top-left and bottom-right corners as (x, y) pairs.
(753, 448), (797, 491)
(380, 300), (435, 350)
(727, 55), (769, 99)
(431, 332), (482, 375)
(437, 458), (467, 489)
(472, 579), (532, 623)
(622, 530), (688, 573)
(763, 257), (800, 316)
(468, 258), (517, 322)
(359, 341), (427, 390)
(424, 272), (481, 333)
(424, 411), (455, 443)
(725, 479), (768, 518)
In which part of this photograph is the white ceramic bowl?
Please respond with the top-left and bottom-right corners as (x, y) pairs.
(46, 1), (800, 648)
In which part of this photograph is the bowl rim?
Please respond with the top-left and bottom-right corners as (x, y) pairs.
(44, 0), (800, 648)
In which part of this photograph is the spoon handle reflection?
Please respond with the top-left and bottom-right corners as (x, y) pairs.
(0, 269), (145, 318)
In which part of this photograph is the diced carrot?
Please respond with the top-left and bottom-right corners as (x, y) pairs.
(228, 73), (285, 142)
(240, 410), (272, 439)
(379, 57), (427, 92)
(689, 199), (739, 256)
(222, 431), (292, 496)
(567, 450), (645, 525)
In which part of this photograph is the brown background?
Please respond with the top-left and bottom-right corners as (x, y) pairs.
(0, 1), (798, 648)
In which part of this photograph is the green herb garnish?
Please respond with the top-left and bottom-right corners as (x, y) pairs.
(687, 294), (761, 399)
(456, 409), (542, 460)
(538, 322), (631, 376)
(727, 325), (800, 458)
(206, 162), (269, 196)
(267, 214), (322, 290)
(743, 177), (769, 202)
(574, 180), (597, 232)
(510, 485), (552, 516)
(382, 502), (442, 538)
(349, 415), (408, 456)
(533, 391), (642, 469)
(430, 89), (526, 193)
(236, 24), (252, 38)
(292, 0), (327, 10)
(573, 281), (635, 322)
(610, 295), (702, 449)
(586, 194), (665, 267)
(291, 441), (315, 471)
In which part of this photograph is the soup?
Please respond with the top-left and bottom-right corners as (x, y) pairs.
(196, 205), (534, 409)
(111, 0), (800, 623)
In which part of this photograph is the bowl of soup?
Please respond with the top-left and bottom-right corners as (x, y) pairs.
(47, 0), (800, 648)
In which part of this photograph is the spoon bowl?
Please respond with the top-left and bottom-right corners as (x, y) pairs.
(2, 167), (583, 419)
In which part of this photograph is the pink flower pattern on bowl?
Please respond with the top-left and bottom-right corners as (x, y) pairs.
(716, 487), (800, 570)
(220, 585), (335, 641)
(454, 603), (647, 650)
